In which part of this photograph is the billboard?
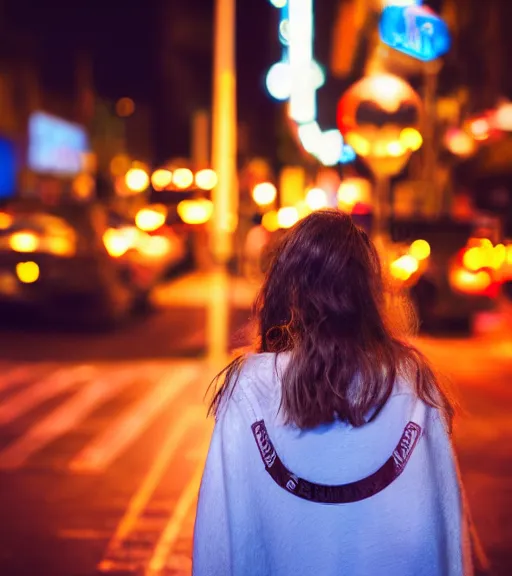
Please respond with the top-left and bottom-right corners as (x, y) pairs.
(28, 112), (89, 176)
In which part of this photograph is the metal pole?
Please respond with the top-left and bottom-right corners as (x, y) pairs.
(211, 0), (238, 265)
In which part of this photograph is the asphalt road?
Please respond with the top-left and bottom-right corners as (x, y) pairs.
(0, 289), (510, 576)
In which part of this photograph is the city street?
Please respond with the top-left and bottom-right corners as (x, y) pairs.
(0, 275), (510, 576)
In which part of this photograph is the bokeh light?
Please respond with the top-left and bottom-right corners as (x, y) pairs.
(390, 255), (419, 281)
(277, 207), (299, 229)
(116, 97), (135, 117)
(151, 169), (173, 191)
(177, 199), (214, 225)
(262, 210), (280, 232)
(305, 188), (328, 210)
(195, 169), (218, 191)
(346, 133), (371, 157)
(15, 261), (39, 284)
(444, 128), (476, 157)
(135, 206), (167, 232)
(173, 168), (194, 190)
(110, 154), (132, 176)
(400, 128), (423, 151)
(72, 174), (95, 200)
(9, 231), (39, 253)
(266, 62), (291, 101)
(125, 168), (150, 193)
(298, 122), (322, 155)
(139, 235), (171, 258)
(316, 130), (343, 166)
(469, 118), (490, 141)
(253, 182), (277, 206)
(102, 227), (137, 258)
(495, 102), (512, 131)
(450, 268), (491, 295)
(0, 212), (13, 230)
(386, 141), (406, 157)
(409, 239), (431, 261)
(337, 178), (371, 207)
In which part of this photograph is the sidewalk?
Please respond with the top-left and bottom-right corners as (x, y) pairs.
(152, 271), (260, 309)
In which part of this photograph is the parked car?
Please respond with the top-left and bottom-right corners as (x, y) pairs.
(389, 217), (500, 331)
(0, 200), (188, 327)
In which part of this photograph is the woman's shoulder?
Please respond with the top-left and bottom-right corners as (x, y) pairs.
(216, 352), (286, 420)
(235, 352), (286, 397)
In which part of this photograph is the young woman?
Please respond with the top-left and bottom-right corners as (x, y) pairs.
(193, 210), (478, 576)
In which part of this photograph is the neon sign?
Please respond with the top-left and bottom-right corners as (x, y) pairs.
(379, 4), (451, 62)
(265, 0), (355, 166)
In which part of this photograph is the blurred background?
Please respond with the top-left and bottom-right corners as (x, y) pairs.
(0, 0), (510, 574)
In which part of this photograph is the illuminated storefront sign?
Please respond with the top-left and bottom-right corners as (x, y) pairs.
(379, 4), (451, 62)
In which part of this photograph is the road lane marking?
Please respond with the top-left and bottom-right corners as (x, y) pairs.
(97, 407), (202, 574)
(0, 368), (155, 470)
(146, 434), (211, 576)
(69, 364), (200, 473)
(0, 365), (95, 426)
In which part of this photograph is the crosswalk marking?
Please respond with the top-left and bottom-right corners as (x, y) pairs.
(69, 364), (200, 473)
(0, 363), (51, 394)
(98, 407), (202, 573)
(0, 365), (95, 426)
(146, 435), (210, 576)
(0, 367), (157, 470)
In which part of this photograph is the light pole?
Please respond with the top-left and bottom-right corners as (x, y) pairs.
(208, 0), (238, 365)
(211, 0), (238, 266)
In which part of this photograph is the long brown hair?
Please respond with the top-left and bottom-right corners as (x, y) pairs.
(210, 210), (455, 429)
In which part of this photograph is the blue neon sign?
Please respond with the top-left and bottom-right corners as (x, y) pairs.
(379, 5), (451, 62)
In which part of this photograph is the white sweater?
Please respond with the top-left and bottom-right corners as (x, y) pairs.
(193, 352), (473, 576)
